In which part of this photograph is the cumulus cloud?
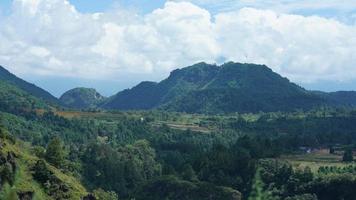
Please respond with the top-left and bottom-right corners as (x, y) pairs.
(0, 0), (355, 84)
(183, 0), (356, 20)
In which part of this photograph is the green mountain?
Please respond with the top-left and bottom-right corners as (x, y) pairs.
(60, 87), (105, 109)
(101, 62), (328, 113)
(0, 65), (59, 105)
(0, 79), (49, 114)
(322, 91), (356, 106)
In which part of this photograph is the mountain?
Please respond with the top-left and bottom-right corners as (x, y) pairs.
(102, 62), (328, 113)
(0, 65), (59, 105)
(324, 91), (356, 106)
(0, 79), (49, 114)
(60, 87), (105, 109)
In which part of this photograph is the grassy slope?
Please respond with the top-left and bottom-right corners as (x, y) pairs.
(0, 137), (87, 199)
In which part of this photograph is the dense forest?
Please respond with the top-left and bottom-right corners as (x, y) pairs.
(1, 105), (356, 199)
(0, 64), (355, 200)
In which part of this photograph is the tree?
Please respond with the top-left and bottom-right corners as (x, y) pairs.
(329, 146), (335, 154)
(342, 149), (353, 162)
(93, 188), (118, 200)
(181, 164), (198, 182)
(45, 137), (65, 168)
(33, 160), (52, 184)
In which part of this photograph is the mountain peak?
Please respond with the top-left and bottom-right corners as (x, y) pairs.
(103, 61), (326, 113)
(60, 87), (105, 109)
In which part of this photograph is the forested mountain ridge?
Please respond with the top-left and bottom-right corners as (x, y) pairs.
(60, 87), (106, 109)
(102, 62), (355, 113)
(0, 79), (50, 114)
(0, 65), (59, 105)
(2, 63), (356, 113)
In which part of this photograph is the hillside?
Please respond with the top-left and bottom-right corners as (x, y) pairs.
(324, 91), (356, 106)
(0, 65), (59, 105)
(0, 129), (88, 199)
(102, 62), (327, 113)
(0, 80), (49, 114)
(60, 87), (105, 109)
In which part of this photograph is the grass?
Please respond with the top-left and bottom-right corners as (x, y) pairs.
(1, 139), (87, 199)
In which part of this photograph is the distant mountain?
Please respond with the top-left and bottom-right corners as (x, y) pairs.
(102, 62), (329, 113)
(60, 87), (105, 109)
(315, 91), (356, 107)
(0, 65), (59, 104)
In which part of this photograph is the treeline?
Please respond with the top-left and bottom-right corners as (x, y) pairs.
(1, 108), (356, 199)
(251, 159), (356, 200)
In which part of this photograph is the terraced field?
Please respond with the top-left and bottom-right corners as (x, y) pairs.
(281, 149), (355, 172)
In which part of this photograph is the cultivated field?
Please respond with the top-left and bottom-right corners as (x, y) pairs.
(281, 149), (355, 172)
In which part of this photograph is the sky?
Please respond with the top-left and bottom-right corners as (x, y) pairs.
(0, 0), (355, 97)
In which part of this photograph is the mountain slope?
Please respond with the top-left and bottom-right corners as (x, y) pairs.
(102, 62), (327, 113)
(0, 65), (59, 104)
(0, 79), (49, 114)
(101, 63), (220, 110)
(0, 129), (88, 199)
(324, 91), (356, 106)
(60, 87), (105, 109)
(164, 62), (325, 113)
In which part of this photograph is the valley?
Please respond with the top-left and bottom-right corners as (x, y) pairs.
(0, 63), (355, 200)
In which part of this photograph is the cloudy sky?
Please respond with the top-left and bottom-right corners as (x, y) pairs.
(0, 0), (355, 97)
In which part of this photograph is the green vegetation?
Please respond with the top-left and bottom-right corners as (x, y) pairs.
(0, 65), (59, 104)
(0, 129), (87, 200)
(343, 148), (354, 162)
(1, 63), (356, 199)
(100, 62), (356, 113)
(60, 87), (106, 109)
(45, 137), (66, 168)
(0, 80), (49, 114)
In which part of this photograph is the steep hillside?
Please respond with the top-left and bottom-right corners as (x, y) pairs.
(0, 80), (49, 114)
(60, 87), (105, 109)
(102, 62), (326, 113)
(101, 63), (220, 110)
(0, 65), (59, 105)
(0, 128), (88, 200)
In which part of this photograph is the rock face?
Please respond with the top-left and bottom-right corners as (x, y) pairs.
(17, 191), (34, 200)
(60, 87), (106, 109)
(0, 151), (17, 188)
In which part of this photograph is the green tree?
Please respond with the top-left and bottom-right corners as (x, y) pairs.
(181, 164), (198, 182)
(45, 137), (65, 168)
(93, 188), (118, 200)
(33, 159), (52, 184)
(342, 149), (353, 162)
(248, 169), (277, 200)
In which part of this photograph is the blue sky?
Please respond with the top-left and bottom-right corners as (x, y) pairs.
(0, 0), (355, 97)
(1, 0), (167, 14)
(69, 0), (167, 14)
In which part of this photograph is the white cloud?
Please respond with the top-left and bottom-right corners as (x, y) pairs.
(0, 0), (355, 85)
(214, 8), (356, 82)
(182, 0), (356, 16)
